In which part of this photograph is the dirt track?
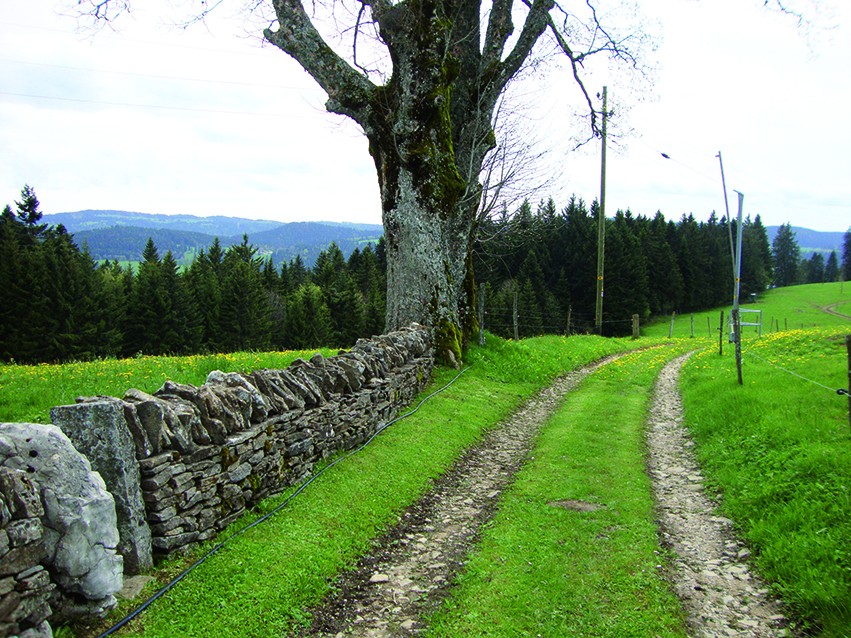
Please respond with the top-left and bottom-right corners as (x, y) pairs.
(295, 353), (795, 637)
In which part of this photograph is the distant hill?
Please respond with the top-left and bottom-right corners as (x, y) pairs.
(43, 210), (283, 237)
(73, 226), (216, 263)
(42, 210), (384, 266)
(766, 226), (845, 258)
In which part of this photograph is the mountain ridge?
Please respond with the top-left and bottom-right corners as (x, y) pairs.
(42, 210), (384, 266)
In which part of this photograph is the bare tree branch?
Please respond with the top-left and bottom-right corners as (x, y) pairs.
(264, 0), (376, 125)
(496, 0), (555, 93)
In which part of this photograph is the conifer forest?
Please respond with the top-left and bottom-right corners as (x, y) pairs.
(1, 186), (848, 364)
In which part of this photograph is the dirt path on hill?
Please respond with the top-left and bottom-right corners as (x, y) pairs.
(293, 355), (618, 637)
(646, 353), (793, 637)
(819, 301), (851, 321)
(295, 352), (797, 638)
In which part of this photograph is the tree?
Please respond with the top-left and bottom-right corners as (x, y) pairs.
(805, 252), (825, 284)
(825, 250), (839, 282)
(218, 236), (272, 352)
(772, 223), (800, 287)
(843, 230), (851, 281)
(76, 0), (650, 362)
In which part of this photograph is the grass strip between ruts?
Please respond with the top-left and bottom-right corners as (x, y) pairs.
(71, 334), (637, 637)
(425, 345), (693, 638)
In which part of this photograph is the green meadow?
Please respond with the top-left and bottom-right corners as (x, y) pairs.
(2, 281), (849, 637)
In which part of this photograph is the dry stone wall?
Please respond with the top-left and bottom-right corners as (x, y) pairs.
(0, 468), (54, 638)
(0, 326), (433, 634)
(55, 325), (433, 560)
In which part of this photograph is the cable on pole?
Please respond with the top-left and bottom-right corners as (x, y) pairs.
(745, 350), (846, 396)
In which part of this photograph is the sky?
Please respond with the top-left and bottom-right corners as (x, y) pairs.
(1, 0), (849, 233)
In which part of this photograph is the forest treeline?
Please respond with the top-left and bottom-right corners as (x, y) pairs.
(473, 197), (850, 338)
(2, 186), (849, 362)
(1, 187), (386, 363)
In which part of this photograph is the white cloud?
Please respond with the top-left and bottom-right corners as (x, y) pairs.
(0, 0), (848, 231)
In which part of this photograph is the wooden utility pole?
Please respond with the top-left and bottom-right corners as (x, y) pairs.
(595, 86), (608, 334)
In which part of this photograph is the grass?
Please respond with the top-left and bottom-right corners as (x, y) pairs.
(0, 350), (336, 424)
(66, 334), (637, 637)
(642, 281), (851, 339)
(7, 281), (850, 636)
(681, 327), (851, 637)
(425, 345), (693, 637)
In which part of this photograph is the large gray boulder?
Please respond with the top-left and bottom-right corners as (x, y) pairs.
(0, 423), (123, 611)
(51, 399), (153, 575)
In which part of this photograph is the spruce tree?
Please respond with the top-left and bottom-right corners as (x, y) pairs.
(126, 238), (166, 355)
(842, 230), (851, 281)
(218, 237), (272, 352)
(805, 253), (825, 284)
(772, 223), (800, 287)
(825, 251), (839, 283)
(285, 284), (334, 349)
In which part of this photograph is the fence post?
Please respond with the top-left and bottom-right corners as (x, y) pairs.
(512, 287), (519, 341)
(846, 335), (850, 432)
(632, 314), (639, 339)
(707, 316), (711, 337)
(668, 312), (676, 339)
(477, 286), (485, 346)
(566, 305), (572, 337)
(690, 313), (695, 338)
(719, 310), (724, 356)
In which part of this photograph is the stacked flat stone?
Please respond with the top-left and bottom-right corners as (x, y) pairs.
(130, 325), (432, 556)
(0, 468), (54, 638)
(54, 326), (432, 559)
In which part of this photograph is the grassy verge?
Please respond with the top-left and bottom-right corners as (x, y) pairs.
(680, 327), (851, 636)
(0, 350), (336, 424)
(69, 334), (637, 637)
(642, 281), (851, 339)
(425, 345), (692, 637)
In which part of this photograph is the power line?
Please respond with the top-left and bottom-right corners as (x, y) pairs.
(0, 90), (289, 117)
(0, 57), (308, 91)
(744, 350), (848, 396)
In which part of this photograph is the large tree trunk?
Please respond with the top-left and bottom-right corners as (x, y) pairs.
(264, 0), (555, 361)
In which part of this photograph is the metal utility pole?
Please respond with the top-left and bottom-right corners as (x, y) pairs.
(717, 152), (736, 279)
(732, 191), (745, 385)
(595, 86), (608, 334)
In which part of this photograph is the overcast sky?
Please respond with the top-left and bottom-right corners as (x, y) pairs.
(1, 1), (849, 232)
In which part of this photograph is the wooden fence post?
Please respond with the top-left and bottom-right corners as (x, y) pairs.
(566, 305), (572, 337)
(690, 313), (695, 338)
(846, 335), (850, 432)
(669, 312), (676, 339)
(478, 286), (485, 346)
(512, 287), (519, 341)
(719, 310), (724, 356)
(632, 314), (639, 340)
(707, 316), (711, 337)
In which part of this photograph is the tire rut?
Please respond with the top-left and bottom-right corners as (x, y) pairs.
(646, 353), (793, 637)
(294, 356), (617, 638)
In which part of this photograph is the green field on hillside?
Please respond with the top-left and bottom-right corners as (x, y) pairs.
(2, 281), (849, 637)
(642, 281), (851, 339)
